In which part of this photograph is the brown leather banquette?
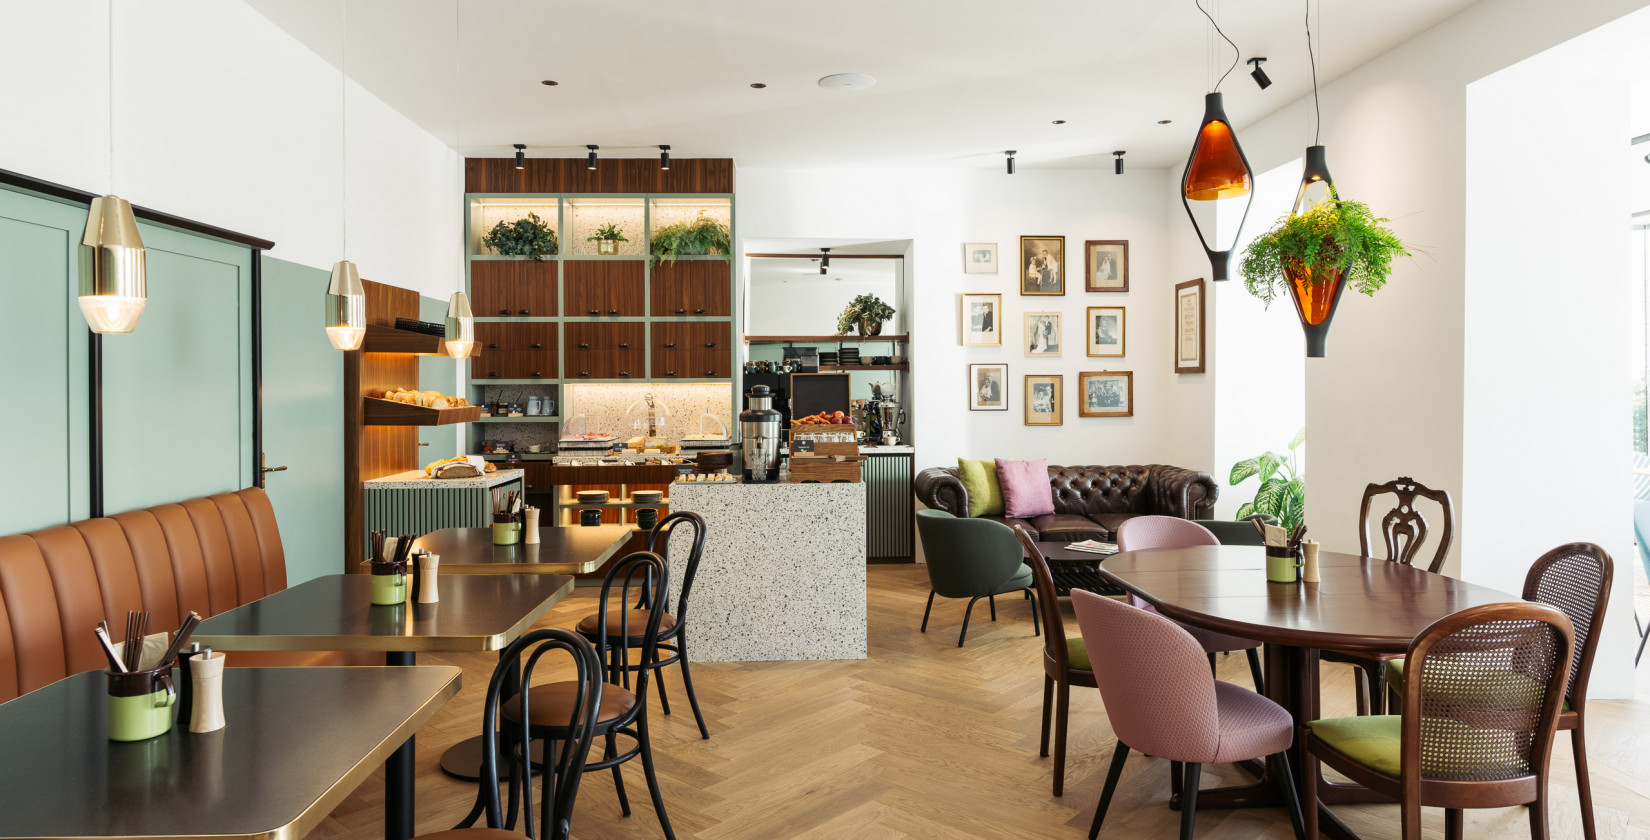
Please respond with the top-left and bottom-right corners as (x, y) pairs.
(0, 487), (367, 702)
(914, 463), (1219, 542)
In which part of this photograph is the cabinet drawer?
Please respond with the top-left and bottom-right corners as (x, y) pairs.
(470, 260), (557, 317)
(650, 260), (731, 316)
(566, 321), (643, 353)
(474, 323), (557, 380)
(652, 348), (728, 380)
(565, 261), (645, 317)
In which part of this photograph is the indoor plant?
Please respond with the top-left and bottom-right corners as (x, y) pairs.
(480, 212), (557, 260)
(836, 293), (895, 336)
(587, 222), (628, 256)
(1238, 194), (1409, 357)
(650, 211), (731, 265)
(1231, 427), (1305, 533)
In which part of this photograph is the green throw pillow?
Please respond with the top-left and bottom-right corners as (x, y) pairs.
(957, 458), (1005, 518)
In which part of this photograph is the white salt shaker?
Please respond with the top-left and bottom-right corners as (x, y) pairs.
(524, 508), (540, 544)
(417, 553), (441, 604)
(1302, 539), (1321, 583)
(189, 651), (227, 733)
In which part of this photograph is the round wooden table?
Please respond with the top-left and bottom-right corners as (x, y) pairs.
(1097, 544), (1524, 840)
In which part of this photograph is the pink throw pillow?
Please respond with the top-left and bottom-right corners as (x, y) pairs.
(995, 458), (1055, 519)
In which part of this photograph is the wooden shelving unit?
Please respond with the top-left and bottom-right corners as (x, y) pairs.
(361, 324), (481, 356)
(821, 364), (910, 372)
(745, 334), (909, 344)
(362, 398), (482, 427)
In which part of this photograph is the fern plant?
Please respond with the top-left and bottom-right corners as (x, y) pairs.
(651, 212), (731, 265)
(481, 212), (557, 260)
(1239, 195), (1409, 308)
(1231, 427), (1306, 533)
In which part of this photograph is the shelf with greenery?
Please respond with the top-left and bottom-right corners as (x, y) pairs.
(835, 293), (896, 337)
(651, 210), (730, 265)
(478, 211), (559, 260)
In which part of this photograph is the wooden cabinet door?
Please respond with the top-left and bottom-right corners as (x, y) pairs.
(471, 260), (557, 317)
(610, 322), (646, 380)
(651, 260), (730, 316)
(512, 322), (558, 380)
(473, 322), (513, 381)
(565, 261), (645, 317)
(684, 321), (730, 353)
(693, 348), (731, 379)
(564, 322), (606, 380)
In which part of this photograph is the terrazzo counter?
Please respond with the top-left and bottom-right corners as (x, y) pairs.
(665, 480), (866, 662)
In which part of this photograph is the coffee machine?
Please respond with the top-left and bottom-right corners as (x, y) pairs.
(865, 382), (906, 446)
(739, 385), (783, 483)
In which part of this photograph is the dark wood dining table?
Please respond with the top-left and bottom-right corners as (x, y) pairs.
(194, 573), (573, 840)
(1096, 544), (1525, 840)
(419, 523), (636, 576)
(0, 665), (460, 840)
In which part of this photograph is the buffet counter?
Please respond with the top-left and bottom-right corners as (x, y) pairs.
(666, 479), (866, 662)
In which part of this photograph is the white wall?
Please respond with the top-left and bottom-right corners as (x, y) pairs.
(0, 0), (462, 299)
(737, 167), (1204, 473)
(1221, 0), (1649, 696)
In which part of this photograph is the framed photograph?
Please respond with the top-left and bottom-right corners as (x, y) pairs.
(1024, 311), (1063, 357)
(1024, 374), (1063, 426)
(1086, 306), (1126, 357)
(961, 293), (1002, 346)
(1079, 371), (1133, 418)
(1174, 278), (1206, 374)
(1019, 235), (1065, 295)
(963, 242), (998, 274)
(1084, 240), (1129, 292)
(968, 363), (1008, 411)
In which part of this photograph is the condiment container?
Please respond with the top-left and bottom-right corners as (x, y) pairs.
(107, 665), (176, 742)
(187, 651), (226, 734)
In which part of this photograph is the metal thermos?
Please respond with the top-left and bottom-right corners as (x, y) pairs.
(740, 385), (783, 483)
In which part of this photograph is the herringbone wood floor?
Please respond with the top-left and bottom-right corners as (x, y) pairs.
(308, 566), (1650, 839)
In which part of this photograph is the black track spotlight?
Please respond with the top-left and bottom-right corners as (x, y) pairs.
(820, 247), (831, 275)
(659, 144), (671, 171)
(1113, 151), (1126, 175)
(1248, 57), (1272, 90)
(1006, 150), (1017, 175)
(586, 144), (599, 170)
(513, 143), (525, 169)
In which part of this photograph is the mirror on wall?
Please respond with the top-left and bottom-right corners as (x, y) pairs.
(747, 256), (901, 335)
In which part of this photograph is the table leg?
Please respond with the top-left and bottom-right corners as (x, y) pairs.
(385, 651), (416, 840)
(439, 649), (521, 782)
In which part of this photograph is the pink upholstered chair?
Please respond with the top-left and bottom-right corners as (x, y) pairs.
(1072, 589), (1305, 840)
(1115, 516), (1266, 692)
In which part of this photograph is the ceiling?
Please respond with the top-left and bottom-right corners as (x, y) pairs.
(247, 0), (1481, 169)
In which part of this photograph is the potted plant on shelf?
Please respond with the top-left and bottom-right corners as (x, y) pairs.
(1230, 428), (1305, 533)
(836, 293), (895, 337)
(481, 212), (557, 260)
(650, 211), (731, 265)
(587, 223), (628, 256)
(1238, 194), (1409, 357)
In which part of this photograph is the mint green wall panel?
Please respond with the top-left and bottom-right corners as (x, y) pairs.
(418, 295), (460, 462)
(0, 189), (91, 532)
(101, 225), (253, 515)
(260, 257), (344, 583)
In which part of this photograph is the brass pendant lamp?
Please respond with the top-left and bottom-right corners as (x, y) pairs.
(81, 0), (147, 334)
(444, 292), (475, 358)
(441, 2), (475, 361)
(325, 1), (366, 351)
(1181, 0), (1254, 282)
(1287, 0), (1343, 358)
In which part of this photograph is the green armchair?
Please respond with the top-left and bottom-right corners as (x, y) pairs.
(916, 510), (1040, 647)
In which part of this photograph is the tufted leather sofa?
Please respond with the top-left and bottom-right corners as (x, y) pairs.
(914, 464), (1218, 542)
(0, 487), (371, 702)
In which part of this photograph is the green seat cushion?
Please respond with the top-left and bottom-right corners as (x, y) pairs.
(1308, 715), (1402, 777)
(1383, 658), (1569, 711)
(992, 564), (1034, 596)
(957, 458), (1006, 518)
(1066, 637), (1091, 671)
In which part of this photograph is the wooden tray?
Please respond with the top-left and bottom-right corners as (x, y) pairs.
(788, 431), (859, 458)
(362, 398), (482, 427)
(788, 456), (863, 484)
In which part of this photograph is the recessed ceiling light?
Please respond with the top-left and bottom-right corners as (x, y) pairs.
(818, 73), (876, 91)
(1052, 119), (1066, 125)
(1158, 119), (1173, 124)
(540, 80), (558, 86)
(749, 82), (767, 89)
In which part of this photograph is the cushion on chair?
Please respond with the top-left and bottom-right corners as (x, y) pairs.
(957, 459), (1006, 517)
(996, 459), (1055, 518)
(1065, 637), (1091, 671)
(991, 564), (1035, 596)
(1212, 680), (1296, 763)
(1308, 715), (1402, 777)
(503, 681), (636, 728)
(1029, 513), (1109, 542)
(576, 609), (677, 638)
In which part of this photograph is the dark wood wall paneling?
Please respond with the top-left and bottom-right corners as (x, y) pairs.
(344, 278), (423, 569)
(465, 158), (735, 194)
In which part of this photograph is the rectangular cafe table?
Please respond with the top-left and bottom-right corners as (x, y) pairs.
(420, 524), (636, 575)
(194, 573), (573, 840)
(0, 665), (460, 840)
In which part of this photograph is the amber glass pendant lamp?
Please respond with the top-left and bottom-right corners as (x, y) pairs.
(1287, 1), (1343, 357)
(1181, 1), (1255, 281)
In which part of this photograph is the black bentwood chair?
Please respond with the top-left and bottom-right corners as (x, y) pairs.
(507, 551), (678, 840)
(426, 628), (603, 840)
(576, 511), (711, 739)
